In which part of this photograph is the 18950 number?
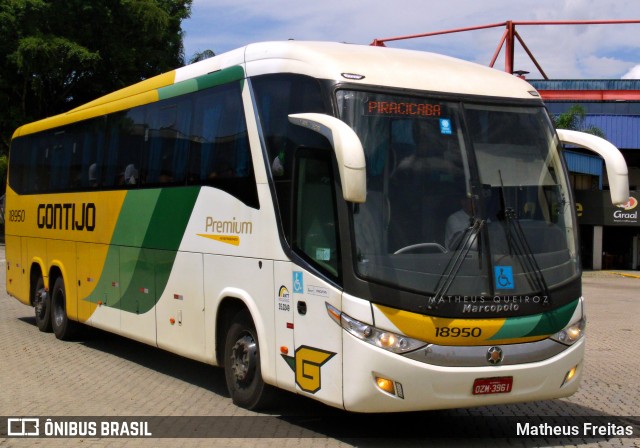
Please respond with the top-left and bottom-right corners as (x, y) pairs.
(435, 327), (482, 338)
(8, 209), (26, 222)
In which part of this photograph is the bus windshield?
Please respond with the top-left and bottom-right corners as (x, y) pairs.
(336, 90), (578, 298)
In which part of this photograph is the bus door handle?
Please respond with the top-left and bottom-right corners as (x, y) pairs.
(297, 301), (307, 315)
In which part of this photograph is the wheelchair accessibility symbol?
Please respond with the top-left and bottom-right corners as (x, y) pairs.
(293, 271), (304, 294)
(494, 266), (514, 290)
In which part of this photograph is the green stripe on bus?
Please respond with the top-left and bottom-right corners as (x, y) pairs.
(116, 187), (200, 313)
(487, 314), (541, 340)
(157, 65), (245, 100)
(524, 299), (578, 337)
(141, 187), (201, 249)
(83, 187), (200, 314)
(489, 299), (578, 340)
(118, 247), (175, 314)
(157, 79), (199, 101)
(111, 189), (162, 247)
(196, 66), (245, 90)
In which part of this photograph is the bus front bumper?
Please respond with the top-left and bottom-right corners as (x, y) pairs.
(342, 333), (584, 413)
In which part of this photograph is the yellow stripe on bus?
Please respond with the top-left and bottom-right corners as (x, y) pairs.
(375, 304), (545, 346)
(5, 188), (128, 322)
(13, 90), (162, 137)
(70, 71), (175, 113)
(12, 71), (176, 138)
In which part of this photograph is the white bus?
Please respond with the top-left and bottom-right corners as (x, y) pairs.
(6, 41), (629, 412)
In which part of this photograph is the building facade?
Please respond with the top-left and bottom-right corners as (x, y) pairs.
(530, 80), (640, 270)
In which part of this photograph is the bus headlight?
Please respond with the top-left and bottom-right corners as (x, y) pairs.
(326, 303), (426, 354)
(551, 316), (586, 346)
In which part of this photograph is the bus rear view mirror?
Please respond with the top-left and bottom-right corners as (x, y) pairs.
(289, 113), (366, 203)
(556, 129), (629, 205)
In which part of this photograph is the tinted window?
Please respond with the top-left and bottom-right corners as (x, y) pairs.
(251, 74), (330, 241)
(8, 80), (259, 208)
(293, 149), (341, 279)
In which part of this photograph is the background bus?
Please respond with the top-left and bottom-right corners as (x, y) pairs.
(5, 41), (629, 412)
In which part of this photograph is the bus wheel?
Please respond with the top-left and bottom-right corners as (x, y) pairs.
(33, 276), (52, 333)
(224, 310), (274, 410)
(51, 277), (77, 340)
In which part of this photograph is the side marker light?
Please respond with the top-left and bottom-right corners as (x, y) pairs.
(562, 365), (578, 387)
(374, 375), (404, 399)
(376, 377), (395, 395)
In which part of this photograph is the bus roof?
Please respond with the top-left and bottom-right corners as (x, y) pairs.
(13, 41), (539, 138)
(245, 41), (538, 99)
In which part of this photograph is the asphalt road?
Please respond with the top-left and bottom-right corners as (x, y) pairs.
(0, 243), (638, 447)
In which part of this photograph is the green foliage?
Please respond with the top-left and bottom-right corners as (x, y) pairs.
(190, 49), (216, 64)
(0, 154), (7, 183)
(551, 104), (606, 138)
(0, 153), (7, 207)
(0, 0), (192, 157)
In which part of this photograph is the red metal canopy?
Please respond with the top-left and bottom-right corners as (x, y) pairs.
(371, 20), (640, 81)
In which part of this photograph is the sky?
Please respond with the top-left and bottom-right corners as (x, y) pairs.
(181, 0), (640, 79)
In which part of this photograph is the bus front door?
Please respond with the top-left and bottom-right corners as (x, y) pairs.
(291, 269), (343, 408)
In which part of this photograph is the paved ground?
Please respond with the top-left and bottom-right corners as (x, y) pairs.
(0, 244), (638, 447)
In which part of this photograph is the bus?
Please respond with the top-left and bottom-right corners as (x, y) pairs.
(5, 41), (629, 412)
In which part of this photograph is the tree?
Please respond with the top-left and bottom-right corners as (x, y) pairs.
(189, 49), (215, 64)
(551, 104), (605, 138)
(0, 0), (193, 154)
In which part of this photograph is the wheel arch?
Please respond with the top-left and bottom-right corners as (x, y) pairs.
(29, 259), (46, 306)
(215, 295), (250, 367)
(214, 288), (273, 381)
(48, 264), (63, 293)
(48, 263), (79, 340)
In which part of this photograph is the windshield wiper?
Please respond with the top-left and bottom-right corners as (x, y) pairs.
(502, 207), (550, 303)
(430, 217), (484, 308)
(497, 173), (550, 304)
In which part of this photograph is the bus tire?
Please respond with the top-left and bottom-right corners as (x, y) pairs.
(33, 275), (52, 333)
(51, 277), (77, 340)
(224, 310), (274, 410)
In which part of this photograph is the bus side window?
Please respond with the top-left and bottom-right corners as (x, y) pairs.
(68, 127), (84, 189)
(33, 133), (51, 193)
(103, 113), (122, 188)
(251, 74), (330, 243)
(187, 82), (258, 208)
(146, 99), (191, 186)
(189, 90), (221, 183)
(102, 109), (145, 188)
(80, 117), (107, 188)
(49, 131), (69, 191)
(8, 138), (27, 193)
(292, 148), (341, 279)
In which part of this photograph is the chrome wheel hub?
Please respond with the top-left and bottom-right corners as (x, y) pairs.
(230, 335), (257, 384)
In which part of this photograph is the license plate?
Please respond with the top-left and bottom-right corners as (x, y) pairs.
(472, 377), (513, 395)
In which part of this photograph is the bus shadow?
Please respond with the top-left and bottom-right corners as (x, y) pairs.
(17, 316), (638, 446)
(18, 316), (229, 398)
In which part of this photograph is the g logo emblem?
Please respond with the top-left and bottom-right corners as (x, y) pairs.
(282, 346), (336, 394)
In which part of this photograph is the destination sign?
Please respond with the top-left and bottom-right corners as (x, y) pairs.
(366, 101), (442, 117)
